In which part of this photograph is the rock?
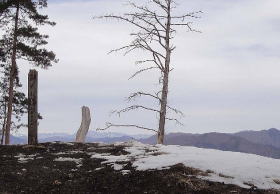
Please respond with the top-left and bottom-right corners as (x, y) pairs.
(75, 106), (91, 143)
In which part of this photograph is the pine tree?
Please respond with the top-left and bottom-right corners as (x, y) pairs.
(0, 60), (28, 145)
(0, 0), (58, 144)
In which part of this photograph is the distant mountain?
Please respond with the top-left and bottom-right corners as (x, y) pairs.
(10, 135), (26, 144)
(234, 128), (280, 149)
(87, 136), (136, 144)
(8, 128), (280, 159)
(140, 130), (280, 159)
(9, 131), (146, 144)
(40, 135), (74, 143)
(38, 133), (72, 139)
(38, 134), (136, 144)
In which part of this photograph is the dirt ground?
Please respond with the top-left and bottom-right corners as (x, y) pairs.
(0, 142), (279, 194)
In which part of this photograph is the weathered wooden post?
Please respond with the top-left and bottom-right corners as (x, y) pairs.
(28, 69), (38, 145)
(76, 106), (91, 143)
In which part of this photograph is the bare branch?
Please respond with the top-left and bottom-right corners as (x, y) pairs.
(94, 15), (162, 39)
(166, 117), (184, 126)
(126, 91), (161, 102)
(128, 2), (167, 30)
(129, 66), (158, 80)
(170, 11), (203, 20)
(135, 59), (154, 65)
(167, 105), (184, 117)
(134, 58), (163, 71)
(170, 22), (201, 33)
(151, 0), (168, 13)
(113, 105), (160, 117)
(134, 33), (166, 59)
(108, 44), (135, 55)
(97, 122), (157, 133)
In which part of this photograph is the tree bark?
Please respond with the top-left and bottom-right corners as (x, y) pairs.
(157, 1), (171, 144)
(5, 2), (20, 145)
(1, 103), (7, 145)
(158, 72), (169, 144)
(0, 129), (4, 145)
(28, 70), (38, 145)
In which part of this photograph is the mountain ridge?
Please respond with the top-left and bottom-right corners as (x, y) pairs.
(8, 128), (280, 159)
(140, 128), (280, 159)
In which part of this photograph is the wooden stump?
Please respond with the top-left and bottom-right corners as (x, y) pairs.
(28, 70), (38, 145)
(76, 106), (91, 143)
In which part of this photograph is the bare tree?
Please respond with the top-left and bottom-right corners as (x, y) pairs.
(95, 0), (201, 144)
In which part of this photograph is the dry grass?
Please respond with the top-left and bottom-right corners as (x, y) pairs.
(219, 173), (234, 179)
(169, 172), (208, 191)
(243, 181), (255, 187)
(22, 145), (46, 149)
(206, 169), (214, 174)
(273, 179), (280, 185)
(150, 151), (168, 156)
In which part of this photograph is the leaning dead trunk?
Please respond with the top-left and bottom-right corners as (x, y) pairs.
(5, 2), (20, 145)
(75, 106), (91, 143)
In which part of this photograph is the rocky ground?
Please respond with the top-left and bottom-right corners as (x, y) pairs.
(0, 142), (279, 194)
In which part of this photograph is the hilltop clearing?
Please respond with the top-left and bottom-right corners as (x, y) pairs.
(0, 142), (279, 194)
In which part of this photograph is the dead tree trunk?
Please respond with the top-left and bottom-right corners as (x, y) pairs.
(158, 1), (172, 144)
(76, 106), (91, 143)
(158, 72), (169, 144)
(4, 2), (19, 145)
(28, 70), (38, 145)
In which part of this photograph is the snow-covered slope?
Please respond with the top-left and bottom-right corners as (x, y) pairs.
(90, 141), (280, 190)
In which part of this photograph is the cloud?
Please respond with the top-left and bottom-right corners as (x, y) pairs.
(15, 0), (280, 135)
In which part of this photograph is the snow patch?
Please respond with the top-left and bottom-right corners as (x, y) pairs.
(148, 144), (280, 190)
(122, 170), (131, 175)
(54, 157), (83, 167)
(90, 152), (129, 164)
(64, 142), (74, 145)
(53, 150), (84, 155)
(89, 141), (280, 190)
(50, 142), (74, 145)
(95, 167), (104, 171)
(111, 163), (124, 171)
(15, 154), (37, 163)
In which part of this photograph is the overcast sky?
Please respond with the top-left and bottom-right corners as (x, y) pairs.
(17, 0), (280, 135)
